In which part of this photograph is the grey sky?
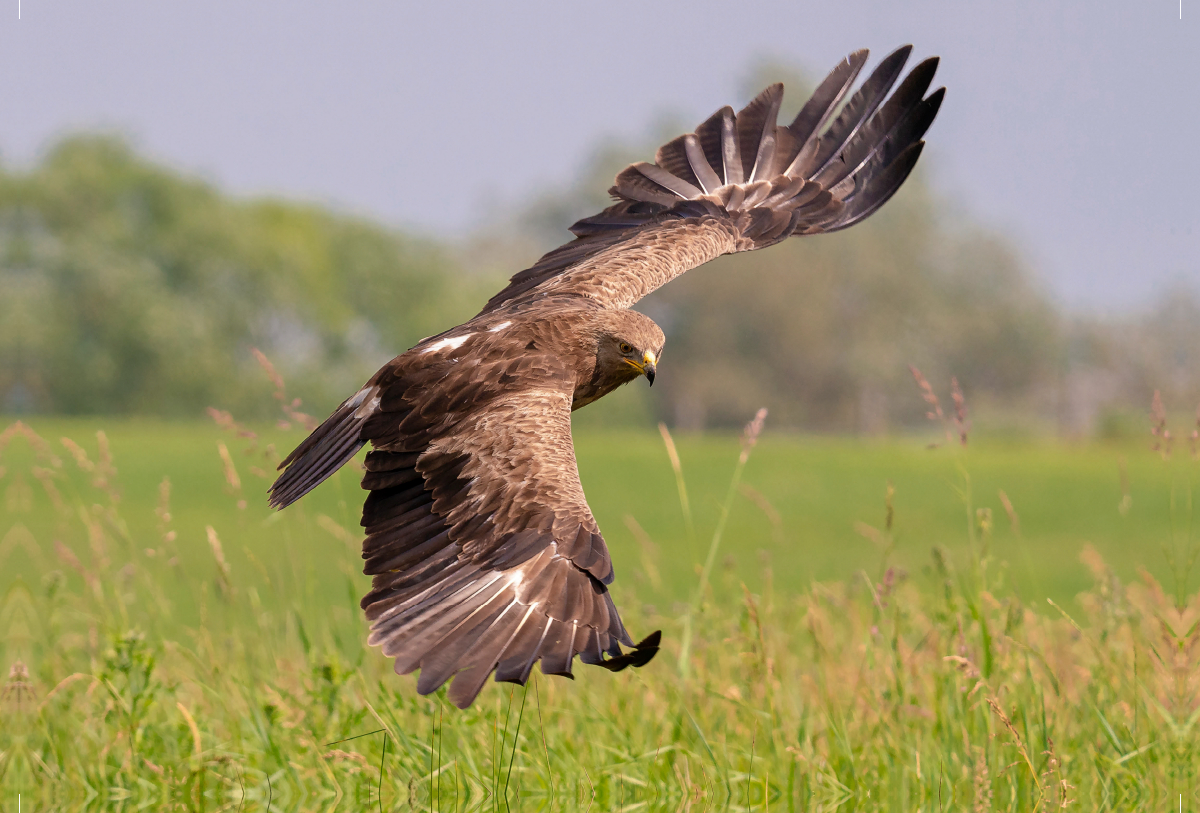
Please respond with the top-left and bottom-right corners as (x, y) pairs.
(1, 1), (1195, 312)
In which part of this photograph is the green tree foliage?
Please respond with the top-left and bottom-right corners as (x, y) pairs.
(0, 136), (486, 417)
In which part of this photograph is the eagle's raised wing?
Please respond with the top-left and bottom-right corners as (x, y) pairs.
(271, 338), (658, 708)
(479, 46), (943, 315)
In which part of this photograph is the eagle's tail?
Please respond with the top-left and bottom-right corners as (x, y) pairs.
(575, 45), (943, 248)
(268, 385), (376, 509)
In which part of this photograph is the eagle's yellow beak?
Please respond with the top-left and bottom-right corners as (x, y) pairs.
(623, 350), (657, 385)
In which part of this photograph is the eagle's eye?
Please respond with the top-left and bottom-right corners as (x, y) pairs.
(619, 342), (633, 354)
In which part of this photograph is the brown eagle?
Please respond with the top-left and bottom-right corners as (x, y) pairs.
(270, 46), (943, 708)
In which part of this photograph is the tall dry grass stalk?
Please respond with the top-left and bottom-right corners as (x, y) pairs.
(657, 421), (695, 544)
(678, 407), (767, 679)
(205, 525), (232, 597)
(251, 347), (317, 432)
(1150, 389), (1172, 458)
(909, 364), (953, 447)
(1190, 400), (1200, 459)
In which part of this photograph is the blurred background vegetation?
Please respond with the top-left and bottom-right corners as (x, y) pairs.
(2, 65), (1196, 432)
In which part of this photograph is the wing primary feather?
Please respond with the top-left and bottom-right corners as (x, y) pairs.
(269, 407), (365, 509)
(812, 56), (940, 190)
(446, 604), (529, 707)
(368, 565), (499, 627)
(372, 582), (490, 656)
(363, 561), (479, 623)
(495, 614), (556, 684)
(845, 87), (944, 197)
(735, 84), (782, 182)
(634, 162), (702, 199)
(785, 49), (870, 167)
(684, 133), (722, 193)
(576, 627), (606, 665)
(541, 621), (579, 677)
(694, 106), (731, 182)
(387, 586), (511, 670)
(749, 130), (777, 183)
(598, 630), (663, 672)
(418, 598), (536, 695)
(654, 134), (703, 190)
(829, 141), (926, 230)
(720, 108), (744, 185)
(798, 45), (913, 181)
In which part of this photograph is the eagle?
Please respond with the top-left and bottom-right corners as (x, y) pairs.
(269, 46), (943, 708)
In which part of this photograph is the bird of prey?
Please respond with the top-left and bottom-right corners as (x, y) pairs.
(269, 46), (943, 708)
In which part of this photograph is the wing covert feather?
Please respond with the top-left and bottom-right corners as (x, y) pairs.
(524, 215), (739, 312)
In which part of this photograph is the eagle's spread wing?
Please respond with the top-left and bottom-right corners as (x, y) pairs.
(479, 46), (942, 315)
(272, 342), (658, 708)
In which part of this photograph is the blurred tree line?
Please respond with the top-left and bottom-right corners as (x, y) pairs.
(0, 136), (491, 418)
(2, 84), (1196, 433)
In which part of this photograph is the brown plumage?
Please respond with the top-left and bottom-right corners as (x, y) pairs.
(269, 46), (943, 708)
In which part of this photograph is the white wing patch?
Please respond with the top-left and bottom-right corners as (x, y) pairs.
(488, 321), (513, 333)
(422, 334), (472, 354)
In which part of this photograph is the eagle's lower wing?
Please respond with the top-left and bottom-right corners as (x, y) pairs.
(350, 351), (655, 708)
(479, 45), (942, 315)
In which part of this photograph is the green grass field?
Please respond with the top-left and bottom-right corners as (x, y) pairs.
(2, 417), (1186, 608)
(2, 414), (1199, 810)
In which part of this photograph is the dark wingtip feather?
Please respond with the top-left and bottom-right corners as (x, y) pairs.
(268, 398), (370, 509)
(596, 629), (662, 672)
(831, 140), (926, 231)
(787, 48), (870, 148)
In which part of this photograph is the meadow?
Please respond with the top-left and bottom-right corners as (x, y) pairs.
(2, 398), (1199, 810)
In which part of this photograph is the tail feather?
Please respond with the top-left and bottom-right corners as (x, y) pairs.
(599, 45), (942, 249)
(268, 386), (376, 509)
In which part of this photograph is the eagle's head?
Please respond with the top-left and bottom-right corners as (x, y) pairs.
(590, 309), (665, 387)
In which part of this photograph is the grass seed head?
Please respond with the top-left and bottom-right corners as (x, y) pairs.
(1150, 390), (1172, 458)
(737, 407), (768, 465)
(951, 377), (970, 446)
